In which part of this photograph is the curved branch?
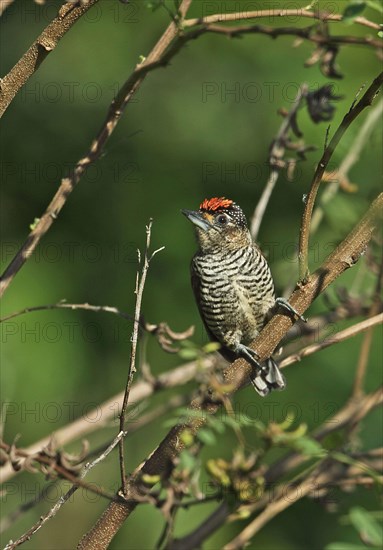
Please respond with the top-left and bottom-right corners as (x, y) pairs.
(280, 313), (383, 368)
(196, 23), (382, 49)
(310, 97), (383, 234)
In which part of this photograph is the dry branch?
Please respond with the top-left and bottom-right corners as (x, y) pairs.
(2, 3), (382, 298)
(0, 0), (100, 117)
(299, 71), (383, 282)
(184, 9), (381, 31)
(0, 356), (215, 484)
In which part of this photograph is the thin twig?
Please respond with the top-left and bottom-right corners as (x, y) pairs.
(85, 395), (187, 464)
(250, 84), (308, 240)
(118, 220), (164, 495)
(0, 357), (215, 484)
(311, 97), (383, 234)
(280, 313), (383, 369)
(0, 0), (100, 117)
(193, 22), (382, 50)
(3, 431), (125, 550)
(184, 9), (381, 31)
(0, 441), (116, 503)
(0, 301), (134, 323)
(0, 481), (59, 534)
(223, 457), (373, 550)
(352, 256), (383, 398)
(298, 71), (383, 283)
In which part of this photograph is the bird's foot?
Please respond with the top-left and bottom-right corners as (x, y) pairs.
(235, 343), (261, 369)
(249, 357), (286, 397)
(275, 297), (307, 323)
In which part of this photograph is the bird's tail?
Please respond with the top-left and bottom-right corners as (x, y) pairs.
(249, 357), (286, 397)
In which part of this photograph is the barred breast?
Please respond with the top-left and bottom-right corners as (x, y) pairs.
(191, 244), (276, 349)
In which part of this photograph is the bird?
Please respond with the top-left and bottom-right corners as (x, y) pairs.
(182, 196), (304, 396)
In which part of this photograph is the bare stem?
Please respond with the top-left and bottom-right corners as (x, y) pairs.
(118, 221), (163, 495)
(77, 193), (382, 550)
(184, 9), (381, 31)
(0, 0), (100, 117)
(3, 432), (125, 550)
(280, 313), (383, 369)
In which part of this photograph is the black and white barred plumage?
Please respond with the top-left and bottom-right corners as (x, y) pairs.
(182, 197), (287, 396)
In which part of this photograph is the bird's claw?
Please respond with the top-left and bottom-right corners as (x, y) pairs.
(275, 297), (307, 323)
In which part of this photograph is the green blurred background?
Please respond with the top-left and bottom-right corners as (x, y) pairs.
(1, 0), (382, 548)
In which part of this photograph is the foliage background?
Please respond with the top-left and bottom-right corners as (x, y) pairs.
(1, 0), (382, 548)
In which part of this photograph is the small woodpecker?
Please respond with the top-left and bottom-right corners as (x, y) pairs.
(182, 197), (304, 396)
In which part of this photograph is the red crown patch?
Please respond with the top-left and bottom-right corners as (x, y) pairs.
(199, 197), (234, 211)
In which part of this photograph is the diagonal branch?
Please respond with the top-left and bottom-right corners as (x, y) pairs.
(280, 313), (383, 369)
(310, 97), (383, 234)
(0, 0), (100, 117)
(77, 193), (382, 550)
(298, 71), (383, 282)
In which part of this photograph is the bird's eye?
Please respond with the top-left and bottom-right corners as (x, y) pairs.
(217, 214), (228, 225)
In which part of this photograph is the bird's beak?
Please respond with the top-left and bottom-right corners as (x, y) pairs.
(181, 209), (212, 232)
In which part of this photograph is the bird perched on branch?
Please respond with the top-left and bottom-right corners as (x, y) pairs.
(182, 197), (304, 396)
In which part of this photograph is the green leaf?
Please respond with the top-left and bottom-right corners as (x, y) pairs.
(29, 217), (40, 230)
(202, 341), (221, 353)
(197, 428), (217, 445)
(342, 1), (367, 24)
(293, 437), (327, 457)
(141, 474), (161, 486)
(349, 507), (383, 546)
(178, 348), (199, 360)
(180, 428), (194, 447)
